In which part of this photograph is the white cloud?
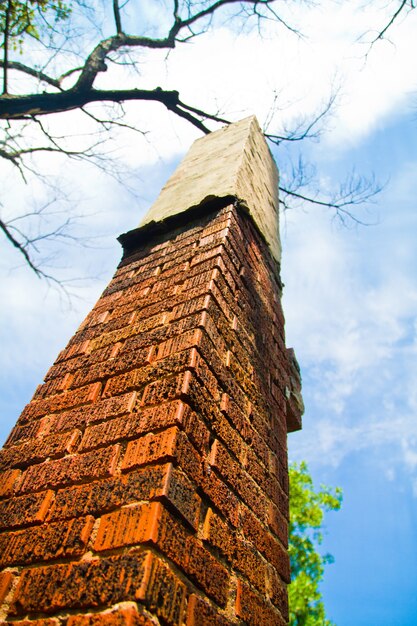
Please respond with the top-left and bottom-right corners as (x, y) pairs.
(283, 161), (417, 489)
(142, 1), (417, 150)
(290, 415), (417, 472)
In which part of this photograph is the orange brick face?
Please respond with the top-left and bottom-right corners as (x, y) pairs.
(0, 205), (301, 625)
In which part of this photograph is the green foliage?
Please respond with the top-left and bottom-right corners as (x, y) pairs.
(0, 1), (71, 51)
(289, 461), (342, 626)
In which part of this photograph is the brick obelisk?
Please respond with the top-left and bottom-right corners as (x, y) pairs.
(0, 117), (302, 626)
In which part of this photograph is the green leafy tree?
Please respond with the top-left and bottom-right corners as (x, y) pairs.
(1, 1), (70, 93)
(289, 462), (343, 626)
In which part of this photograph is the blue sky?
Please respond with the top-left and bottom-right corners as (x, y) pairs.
(1, 2), (417, 624)
(282, 103), (417, 624)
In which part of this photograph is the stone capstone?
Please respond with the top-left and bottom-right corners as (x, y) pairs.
(140, 116), (281, 262)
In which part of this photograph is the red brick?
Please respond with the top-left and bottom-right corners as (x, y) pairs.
(215, 255), (239, 297)
(200, 465), (239, 527)
(132, 291), (178, 322)
(220, 394), (248, 436)
(56, 340), (89, 363)
(225, 350), (258, 403)
(78, 308), (110, 329)
(139, 370), (191, 407)
(149, 273), (181, 296)
(186, 594), (230, 626)
(231, 538), (267, 594)
(239, 505), (290, 583)
(221, 395), (269, 467)
(170, 294), (210, 322)
(103, 351), (193, 399)
(4, 420), (42, 447)
(207, 404), (244, 462)
(175, 431), (202, 484)
(235, 579), (286, 626)
(70, 345), (154, 389)
(97, 500), (228, 607)
(143, 555), (187, 625)
(190, 341), (248, 416)
(66, 606), (156, 626)
(200, 217), (232, 239)
(267, 565), (289, 619)
(176, 256), (223, 286)
(190, 244), (224, 268)
(244, 449), (272, 495)
(0, 469), (21, 499)
(198, 227), (229, 249)
(0, 516), (94, 567)
(102, 268), (157, 297)
(206, 278), (234, 323)
(199, 309), (227, 355)
(0, 431), (81, 471)
(10, 551), (153, 615)
(122, 310), (202, 356)
(94, 502), (160, 552)
(153, 329), (200, 362)
(44, 392), (137, 434)
(164, 465), (201, 529)
(87, 323), (140, 352)
(0, 571), (13, 604)
(180, 268), (217, 293)
(121, 428), (179, 471)
(210, 268), (236, 316)
(246, 405), (276, 452)
(33, 372), (74, 400)
(151, 505), (230, 607)
(79, 413), (147, 451)
(159, 244), (197, 272)
(209, 440), (266, 520)
(49, 464), (170, 521)
(268, 500), (288, 545)
(135, 400), (209, 455)
(192, 350), (221, 402)
(159, 260), (189, 280)
(179, 370), (220, 428)
(121, 427), (201, 485)
(124, 400), (209, 454)
(80, 402), (192, 451)
(179, 405), (210, 454)
(19, 445), (119, 493)
(0, 490), (54, 530)
(19, 383), (101, 423)
(86, 305), (165, 353)
(202, 508), (231, 560)
(227, 328), (254, 374)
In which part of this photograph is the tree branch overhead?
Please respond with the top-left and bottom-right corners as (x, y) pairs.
(0, 0), (383, 279)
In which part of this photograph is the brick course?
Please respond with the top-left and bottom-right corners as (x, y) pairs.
(0, 202), (302, 625)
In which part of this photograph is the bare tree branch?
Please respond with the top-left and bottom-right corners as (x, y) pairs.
(0, 0), (380, 283)
(265, 94), (337, 145)
(279, 173), (381, 226)
(0, 216), (42, 276)
(113, 0), (123, 35)
(0, 60), (60, 89)
(372, 0), (415, 44)
(0, 87), (178, 118)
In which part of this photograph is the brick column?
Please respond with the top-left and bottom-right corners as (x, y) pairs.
(0, 118), (302, 626)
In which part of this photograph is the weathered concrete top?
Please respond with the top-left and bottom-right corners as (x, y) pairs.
(140, 116), (281, 261)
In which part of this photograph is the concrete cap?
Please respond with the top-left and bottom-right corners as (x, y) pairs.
(140, 116), (281, 261)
